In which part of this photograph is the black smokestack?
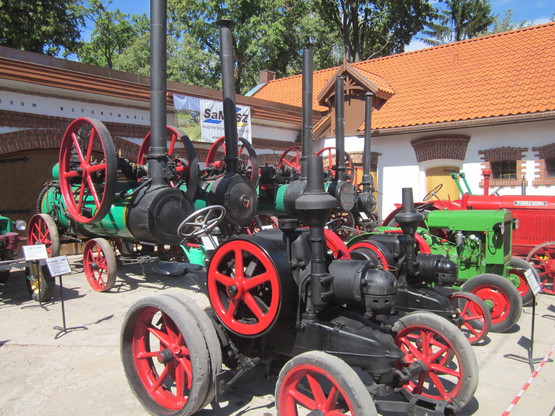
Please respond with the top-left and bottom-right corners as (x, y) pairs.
(334, 76), (346, 182)
(300, 48), (313, 181)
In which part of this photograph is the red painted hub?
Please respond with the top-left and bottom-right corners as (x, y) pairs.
(469, 285), (509, 325)
(132, 306), (193, 410)
(278, 364), (356, 415)
(395, 324), (463, 402)
(207, 239), (281, 336)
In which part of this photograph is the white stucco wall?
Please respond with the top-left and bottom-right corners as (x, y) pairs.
(344, 119), (555, 220)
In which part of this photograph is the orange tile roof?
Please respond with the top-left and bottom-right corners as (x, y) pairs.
(253, 22), (555, 130)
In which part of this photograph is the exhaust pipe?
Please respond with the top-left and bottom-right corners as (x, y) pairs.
(148, 0), (168, 186)
(300, 48), (313, 181)
(217, 20), (239, 174)
(362, 92), (374, 191)
(334, 76), (346, 182)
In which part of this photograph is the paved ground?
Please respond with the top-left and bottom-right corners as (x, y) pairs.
(1, 255), (554, 416)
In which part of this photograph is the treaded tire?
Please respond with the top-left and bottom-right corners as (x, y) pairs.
(393, 312), (479, 412)
(276, 351), (378, 416)
(120, 295), (211, 416)
(509, 257), (539, 306)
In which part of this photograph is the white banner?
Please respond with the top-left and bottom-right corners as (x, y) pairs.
(173, 94), (251, 143)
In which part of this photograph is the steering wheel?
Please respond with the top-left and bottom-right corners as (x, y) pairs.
(177, 205), (226, 238)
(423, 183), (443, 201)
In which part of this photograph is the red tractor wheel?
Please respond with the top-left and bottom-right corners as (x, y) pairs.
(58, 118), (117, 223)
(137, 126), (199, 198)
(315, 146), (354, 180)
(205, 136), (258, 183)
(393, 312), (478, 412)
(460, 273), (523, 333)
(449, 292), (492, 345)
(509, 256), (540, 305)
(324, 228), (351, 260)
(526, 241), (555, 295)
(276, 145), (301, 172)
(276, 351), (377, 416)
(120, 295), (211, 415)
(27, 214), (60, 257)
(207, 239), (283, 337)
(348, 240), (394, 271)
(83, 238), (117, 292)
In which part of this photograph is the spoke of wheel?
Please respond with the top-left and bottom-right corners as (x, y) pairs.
(176, 356), (193, 389)
(289, 385), (317, 409)
(214, 271), (235, 287)
(243, 293), (266, 320)
(306, 373), (327, 408)
(95, 272), (106, 287)
(151, 363), (172, 392)
(147, 326), (172, 348)
(234, 249), (244, 279)
(226, 298), (239, 317)
(430, 362), (461, 378)
(136, 350), (160, 359)
(243, 272), (271, 290)
(168, 132), (177, 154)
(71, 132), (86, 163)
(161, 315), (178, 341)
(63, 170), (80, 179)
(76, 181), (87, 211)
(85, 175), (101, 208)
(403, 335), (424, 360)
(89, 163), (107, 173)
(428, 371), (449, 398)
(85, 129), (96, 162)
(462, 321), (481, 337)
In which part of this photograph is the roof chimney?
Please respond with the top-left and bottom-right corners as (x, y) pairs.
(259, 69), (276, 84)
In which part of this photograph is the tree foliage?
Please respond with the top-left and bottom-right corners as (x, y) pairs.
(0, 0), (84, 55)
(486, 9), (528, 35)
(421, 0), (495, 46)
(71, 0), (137, 68)
(314, 0), (435, 62)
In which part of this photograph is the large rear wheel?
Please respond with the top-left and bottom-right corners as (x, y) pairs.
(120, 295), (211, 415)
(276, 351), (377, 416)
(393, 312), (478, 412)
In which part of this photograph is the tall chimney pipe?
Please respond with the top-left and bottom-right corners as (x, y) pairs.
(300, 48), (313, 181)
(334, 76), (346, 182)
(217, 20), (239, 174)
(148, 0), (168, 186)
(362, 92), (374, 192)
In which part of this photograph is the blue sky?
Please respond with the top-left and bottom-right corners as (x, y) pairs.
(100, 0), (553, 51)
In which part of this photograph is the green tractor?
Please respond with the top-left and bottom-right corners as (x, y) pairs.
(347, 207), (528, 333)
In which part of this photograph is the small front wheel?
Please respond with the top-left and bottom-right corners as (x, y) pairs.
(461, 273), (523, 333)
(276, 351), (377, 416)
(450, 291), (492, 344)
(83, 238), (117, 292)
(393, 312), (479, 412)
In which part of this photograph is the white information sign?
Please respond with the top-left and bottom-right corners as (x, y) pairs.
(22, 244), (48, 261)
(46, 256), (72, 277)
(201, 236), (219, 251)
(524, 268), (542, 296)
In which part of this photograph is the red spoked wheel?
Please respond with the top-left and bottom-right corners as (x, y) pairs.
(27, 214), (60, 257)
(205, 136), (258, 183)
(120, 295), (211, 415)
(315, 147), (354, 180)
(526, 241), (555, 295)
(137, 126), (199, 198)
(277, 145), (302, 172)
(460, 273), (522, 333)
(83, 237), (117, 292)
(326, 211), (356, 240)
(207, 239), (281, 337)
(449, 292), (491, 345)
(276, 351), (377, 416)
(393, 312), (478, 412)
(348, 240), (394, 271)
(324, 229), (351, 260)
(58, 118), (117, 223)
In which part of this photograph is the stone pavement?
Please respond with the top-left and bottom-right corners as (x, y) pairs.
(0, 255), (554, 416)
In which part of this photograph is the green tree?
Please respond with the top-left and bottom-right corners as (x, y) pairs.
(486, 9), (528, 34)
(314, 0), (435, 62)
(168, 0), (339, 94)
(0, 0), (84, 55)
(74, 0), (136, 68)
(421, 0), (495, 46)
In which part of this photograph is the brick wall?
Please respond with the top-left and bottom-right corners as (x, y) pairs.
(478, 146), (528, 188)
(410, 135), (470, 163)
